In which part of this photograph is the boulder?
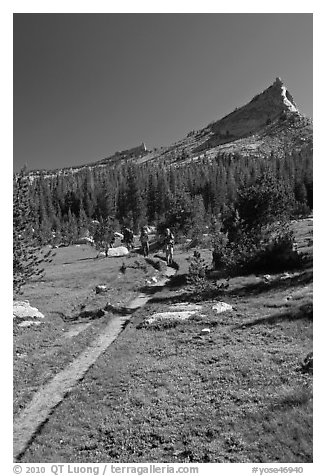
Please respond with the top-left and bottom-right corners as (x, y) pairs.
(200, 328), (211, 335)
(99, 246), (129, 257)
(95, 285), (108, 294)
(146, 310), (196, 324)
(18, 320), (43, 328)
(169, 303), (203, 312)
(212, 302), (233, 314)
(13, 301), (44, 320)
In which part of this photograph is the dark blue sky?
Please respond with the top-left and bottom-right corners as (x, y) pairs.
(13, 13), (313, 172)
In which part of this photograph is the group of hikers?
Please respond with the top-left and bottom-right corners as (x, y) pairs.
(121, 226), (175, 265)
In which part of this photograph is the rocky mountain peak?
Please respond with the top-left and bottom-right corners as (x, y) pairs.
(26, 78), (312, 178)
(274, 76), (283, 85)
(268, 77), (298, 113)
(207, 77), (300, 142)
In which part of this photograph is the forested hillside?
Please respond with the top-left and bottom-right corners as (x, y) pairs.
(15, 77), (313, 246)
(19, 144), (312, 246)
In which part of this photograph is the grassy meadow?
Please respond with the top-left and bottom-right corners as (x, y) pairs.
(15, 219), (313, 463)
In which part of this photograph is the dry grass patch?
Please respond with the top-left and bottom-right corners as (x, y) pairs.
(14, 245), (161, 416)
(20, 274), (312, 463)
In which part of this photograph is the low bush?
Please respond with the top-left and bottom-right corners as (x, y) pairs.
(212, 223), (302, 275)
(186, 252), (227, 300)
(187, 252), (208, 287)
(212, 175), (304, 275)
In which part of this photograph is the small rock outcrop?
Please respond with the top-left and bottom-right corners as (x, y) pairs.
(212, 302), (233, 314)
(13, 301), (44, 320)
(95, 285), (108, 294)
(99, 246), (129, 257)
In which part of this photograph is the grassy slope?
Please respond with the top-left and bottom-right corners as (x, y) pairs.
(14, 243), (160, 416)
(17, 220), (313, 463)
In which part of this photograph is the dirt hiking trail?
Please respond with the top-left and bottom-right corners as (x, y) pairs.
(13, 268), (175, 461)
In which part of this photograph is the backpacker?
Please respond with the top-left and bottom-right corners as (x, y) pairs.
(167, 232), (174, 245)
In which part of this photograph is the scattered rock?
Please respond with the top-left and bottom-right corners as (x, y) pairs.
(18, 320), (43, 328)
(212, 302), (233, 314)
(146, 311), (196, 324)
(95, 285), (108, 294)
(170, 303), (203, 312)
(13, 301), (44, 320)
(99, 246), (129, 257)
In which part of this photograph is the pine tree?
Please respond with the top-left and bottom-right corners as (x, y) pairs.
(93, 217), (115, 256)
(66, 208), (79, 244)
(147, 172), (158, 223)
(13, 171), (48, 295)
(125, 164), (145, 232)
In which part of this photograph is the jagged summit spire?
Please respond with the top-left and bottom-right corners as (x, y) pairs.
(208, 76), (301, 140)
(271, 77), (298, 112)
(274, 76), (283, 86)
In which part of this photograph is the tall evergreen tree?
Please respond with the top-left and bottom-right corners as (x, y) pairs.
(13, 171), (48, 295)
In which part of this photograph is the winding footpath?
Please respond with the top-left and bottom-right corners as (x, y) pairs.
(13, 268), (175, 461)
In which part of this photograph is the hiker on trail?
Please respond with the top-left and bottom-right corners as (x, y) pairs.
(140, 226), (150, 257)
(164, 228), (174, 265)
(123, 227), (134, 250)
(109, 234), (115, 248)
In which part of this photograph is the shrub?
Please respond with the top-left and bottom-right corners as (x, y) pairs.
(235, 173), (295, 232)
(212, 232), (229, 269)
(212, 222), (301, 275)
(212, 174), (302, 275)
(300, 352), (313, 374)
(250, 223), (301, 272)
(157, 193), (206, 240)
(93, 217), (116, 255)
(187, 252), (208, 285)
